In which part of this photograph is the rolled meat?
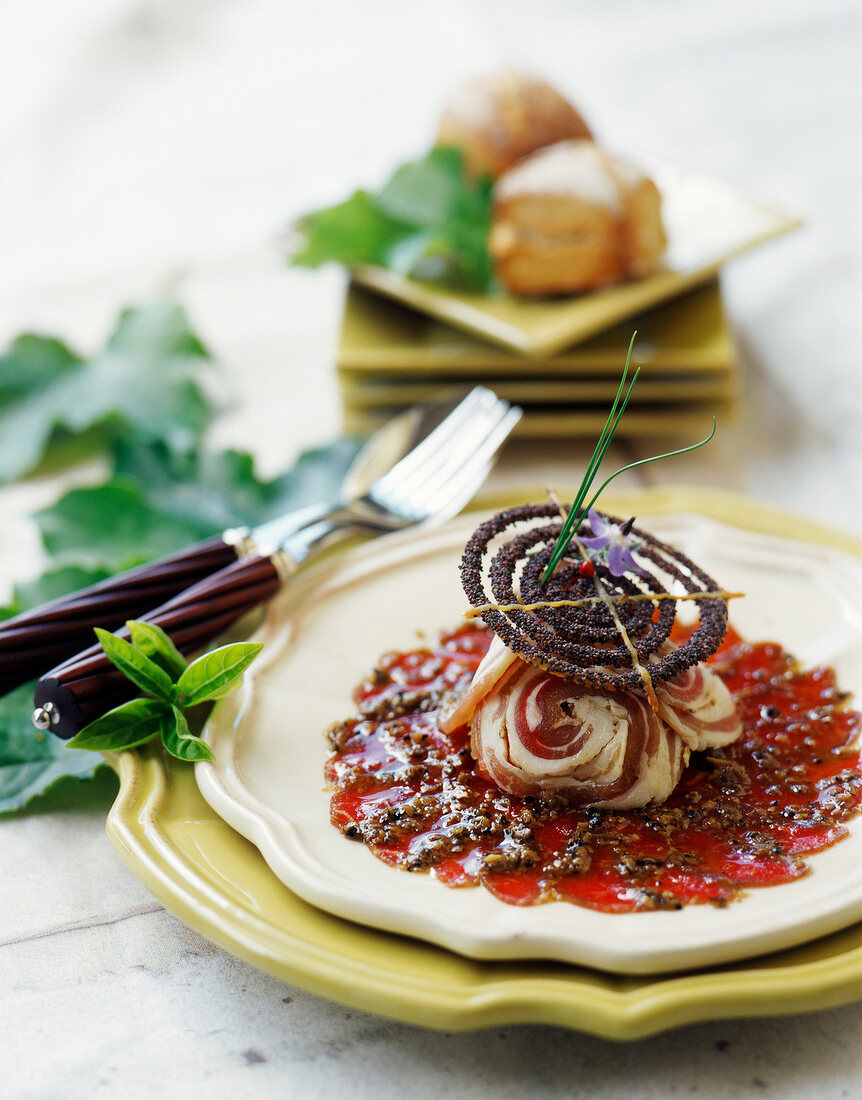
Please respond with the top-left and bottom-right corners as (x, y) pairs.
(441, 638), (742, 809)
(654, 658), (742, 751)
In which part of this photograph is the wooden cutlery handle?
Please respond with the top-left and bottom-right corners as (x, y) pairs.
(34, 554), (283, 739)
(0, 534), (242, 698)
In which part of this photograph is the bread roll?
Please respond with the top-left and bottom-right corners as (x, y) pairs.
(436, 71), (592, 181)
(489, 140), (666, 296)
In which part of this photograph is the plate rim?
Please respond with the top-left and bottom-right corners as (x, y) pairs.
(104, 486), (862, 1037)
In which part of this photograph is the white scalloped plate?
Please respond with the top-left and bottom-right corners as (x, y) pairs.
(196, 510), (862, 975)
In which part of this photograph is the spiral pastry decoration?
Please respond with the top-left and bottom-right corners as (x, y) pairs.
(460, 503), (729, 692)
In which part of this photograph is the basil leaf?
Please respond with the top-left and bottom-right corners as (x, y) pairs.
(126, 621), (187, 680)
(0, 680), (106, 815)
(177, 642), (263, 707)
(0, 301), (211, 484)
(94, 628), (177, 703)
(161, 705), (214, 763)
(67, 698), (170, 752)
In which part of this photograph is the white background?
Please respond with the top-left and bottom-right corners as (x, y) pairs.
(0, 1), (860, 1097)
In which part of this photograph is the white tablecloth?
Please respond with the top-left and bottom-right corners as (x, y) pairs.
(1, 2), (860, 1096)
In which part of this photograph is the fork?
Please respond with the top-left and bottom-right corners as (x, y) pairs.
(32, 388), (520, 738)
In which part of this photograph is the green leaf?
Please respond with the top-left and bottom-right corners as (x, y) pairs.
(161, 705), (214, 763)
(177, 642), (264, 707)
(126, 620), (187, 679)
(107, 299), (209, 361)
(0, 334), (81, 405)
(288, 148), (494, 291)
(19, 765), (119, 816)
(290, 190), (413, 268)
(67, 697), (170, 752)
(0, 680), (106, 814)
(376, 148), (469, 227)
(10, 565), (113, 616)
(0, 305), (374, 810)
(252, 436), (364, 523)
(112, 441), (275, 532)
(0, 564), (112, 623)
(0, 301), (212, 484)
(94, 628), (177, 702)
(35, 437), (363, 572)
(0, 291), (368, 807)
(35, 478), (216, 571)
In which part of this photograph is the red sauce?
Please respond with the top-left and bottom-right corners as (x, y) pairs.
(325, 625), (862, 911)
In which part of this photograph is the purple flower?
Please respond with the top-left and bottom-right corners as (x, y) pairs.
(578, 508), (645, 577)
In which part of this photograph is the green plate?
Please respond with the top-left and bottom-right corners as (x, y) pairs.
(338, 280), (736, 377)
(341, 401), (735, 440)
(338, 374), (737, 411)
(337, 279), (740, 439)
(351, 162), (799, 356)
(104, 488), (861, 1039)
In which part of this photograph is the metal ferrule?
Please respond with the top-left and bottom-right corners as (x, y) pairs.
(222, 526), (257, 558)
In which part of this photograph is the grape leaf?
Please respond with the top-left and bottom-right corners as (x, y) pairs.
(0, 565), (113, 624)
(289, 147), (494, 290)
(11, 566), (113, 613)
(0, 680), (106, 815)
(0, 296), (363, 808)
(0, 301), (212, 483)
(2, 431), (363, 810)
(0, 334), (81, 404)
(35, 478), (216, 571)
(291, 190), (413, 268)
(35, 436), (363, 571)
(376, 146), (488, 228)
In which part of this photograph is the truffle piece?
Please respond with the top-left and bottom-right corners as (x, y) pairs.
(459, 502), (729, 693)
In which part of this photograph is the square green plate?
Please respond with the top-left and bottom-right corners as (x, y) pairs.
(338, 280), (735, 378)
(337, 279), (739, 439)
(104, 487), (862, 1040)
(351, 161), (799, 357)
(341, 400), (736, 440)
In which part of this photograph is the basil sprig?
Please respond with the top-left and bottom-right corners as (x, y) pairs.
(67, 621), (263, 763)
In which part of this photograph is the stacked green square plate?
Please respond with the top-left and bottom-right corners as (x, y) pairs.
(338, 280), (738, 439)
